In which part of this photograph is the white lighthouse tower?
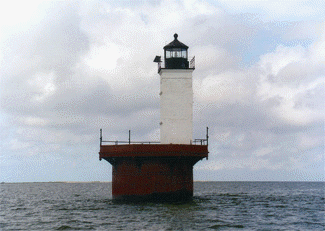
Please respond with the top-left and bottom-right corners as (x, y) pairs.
(155, 34), (195, 144)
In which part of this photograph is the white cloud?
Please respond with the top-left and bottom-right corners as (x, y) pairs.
(9, 138), (32, 151)
(254, 146), (273, 157)
(218, 0), (325, 21)
(84, 42), (122, 71)
(0, 0), (45, 27)
(28, 72), (57, 102)
(258, 45), (305, 77)
(195, 71), (251, 103)
(0, 0), (323, 182)
(284, 21), (324, 41)
(256, 41), (325, 126)
(20, 117), (49, 126)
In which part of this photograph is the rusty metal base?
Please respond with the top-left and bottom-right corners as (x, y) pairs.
(99, 144), (208, 202)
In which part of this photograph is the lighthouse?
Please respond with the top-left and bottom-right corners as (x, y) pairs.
(159, 33), (193, 144)
(99, 34), (208, 201)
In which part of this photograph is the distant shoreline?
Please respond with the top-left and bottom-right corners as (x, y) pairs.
(1, 181), (324, 184)
(1, 181), (112, 184)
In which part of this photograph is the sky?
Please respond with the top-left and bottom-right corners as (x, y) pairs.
(0, 0), (324, 182)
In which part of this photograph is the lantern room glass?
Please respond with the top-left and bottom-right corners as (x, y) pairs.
(166, 48), (187, 59)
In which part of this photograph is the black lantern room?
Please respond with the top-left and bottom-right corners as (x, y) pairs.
(163, 33), (189, 69)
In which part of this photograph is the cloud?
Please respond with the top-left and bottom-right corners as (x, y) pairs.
(0, 0), (324, 182)
(193, 24), (324, 177)
(218, 0), (325, 21)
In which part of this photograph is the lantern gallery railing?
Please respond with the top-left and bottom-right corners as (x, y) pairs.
(100, 127), (208, 146)
(189, 56), (195, 69)
(154, 56), (195, 73)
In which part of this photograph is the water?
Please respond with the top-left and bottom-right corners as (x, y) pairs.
(0, 182), (324, 230)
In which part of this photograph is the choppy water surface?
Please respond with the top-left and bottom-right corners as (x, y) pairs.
(0, 182), (324, 230)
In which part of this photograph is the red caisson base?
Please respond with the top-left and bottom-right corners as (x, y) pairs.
(99, 144), (208, 201)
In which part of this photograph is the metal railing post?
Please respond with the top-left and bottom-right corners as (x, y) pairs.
(100, 129), (102, 146)
(206, 127), (209, 146)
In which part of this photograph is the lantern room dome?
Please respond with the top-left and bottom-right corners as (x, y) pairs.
(163, 33), (189, 49)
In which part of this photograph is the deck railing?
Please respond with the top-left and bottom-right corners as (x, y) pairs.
(101, 140), (161, 145)
(100, 127), (208, 146)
